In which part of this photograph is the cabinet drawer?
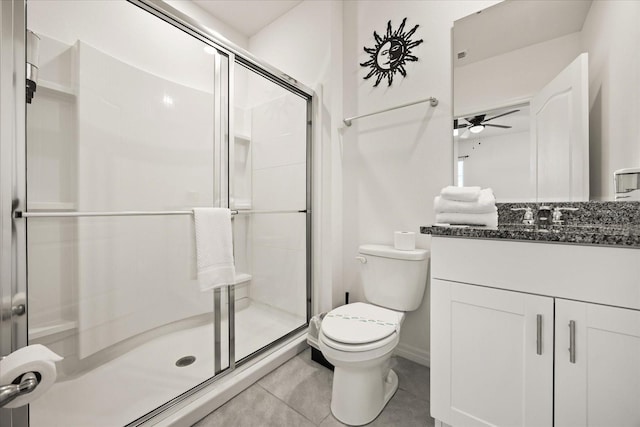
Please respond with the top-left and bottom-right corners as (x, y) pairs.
(431, 237), (640, 310)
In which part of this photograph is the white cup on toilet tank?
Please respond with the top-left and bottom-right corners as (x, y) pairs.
(393, 231), (415, 250)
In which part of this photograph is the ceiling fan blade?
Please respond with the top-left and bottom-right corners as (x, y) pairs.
(484, 124), (512, 128)
(465, 114), (485, 125)
(482, 109), (520, 123)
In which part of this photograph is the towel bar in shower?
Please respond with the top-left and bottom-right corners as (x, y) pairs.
(14, 209), (307, 219)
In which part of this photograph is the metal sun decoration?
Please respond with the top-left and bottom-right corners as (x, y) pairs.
(361, 18), (423, 87)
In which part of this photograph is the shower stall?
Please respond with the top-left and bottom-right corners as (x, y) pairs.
(0, 1), (313, 426)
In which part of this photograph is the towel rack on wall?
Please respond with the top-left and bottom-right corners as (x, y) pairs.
(14, 209), (307, 219)
(343, 96), (439, 127)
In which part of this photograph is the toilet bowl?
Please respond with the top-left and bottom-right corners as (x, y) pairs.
(318, 244), (429, 426)
(318, 302), (405, 426)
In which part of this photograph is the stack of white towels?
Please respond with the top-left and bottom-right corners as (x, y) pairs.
(434, 186), (498, 228)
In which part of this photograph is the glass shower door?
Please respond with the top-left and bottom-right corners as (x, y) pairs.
(24, 1), (230, 425)
(231, 63), (310, 360)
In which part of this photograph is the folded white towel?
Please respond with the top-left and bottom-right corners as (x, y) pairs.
(434, 188), (496, 214)
(435, 211), (498, 228)
(440, 186), (481, 202)
(193, 208), (236, 292)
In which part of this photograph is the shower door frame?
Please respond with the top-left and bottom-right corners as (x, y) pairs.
(0, 0), (314, 426)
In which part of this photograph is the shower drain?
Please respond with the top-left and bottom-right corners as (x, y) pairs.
(175, 355), (196, 367)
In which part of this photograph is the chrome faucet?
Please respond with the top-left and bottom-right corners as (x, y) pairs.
(511, 207), (534, 225)
(551, 207), (579, 225)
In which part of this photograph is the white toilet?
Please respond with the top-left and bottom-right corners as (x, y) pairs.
(318, 244), (429, 426)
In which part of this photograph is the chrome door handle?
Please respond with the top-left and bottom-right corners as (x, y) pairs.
(0, 304), (26, 321)
(569, 320), (576, 363)
(536, 314), (543, 355)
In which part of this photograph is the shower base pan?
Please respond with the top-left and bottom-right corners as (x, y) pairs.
(29, 301), (305, 427)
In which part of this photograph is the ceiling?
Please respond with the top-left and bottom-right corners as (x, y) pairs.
(192, 0), (303, 37)
(454, 0), (593, 67)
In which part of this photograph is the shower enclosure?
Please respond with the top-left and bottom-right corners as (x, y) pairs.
(0, 1), (312, 426)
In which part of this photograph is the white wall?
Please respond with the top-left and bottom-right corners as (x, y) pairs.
(165, 0), (249, 49)
(582, 0), (640, 200)
(454, 32), (581, 116)
(458, 131), (533, 201)
(342, 0), (499, 365)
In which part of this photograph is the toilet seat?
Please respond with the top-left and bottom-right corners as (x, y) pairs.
(321, 302), (404, 350)
(320, 329), (398, 353)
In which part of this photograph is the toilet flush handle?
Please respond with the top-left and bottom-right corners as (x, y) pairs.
(355, 256), (367, 264)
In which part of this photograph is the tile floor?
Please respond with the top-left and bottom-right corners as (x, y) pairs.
(193, 348), (435, 427)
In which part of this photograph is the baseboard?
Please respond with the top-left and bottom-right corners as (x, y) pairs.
(394, 342), (430, 367)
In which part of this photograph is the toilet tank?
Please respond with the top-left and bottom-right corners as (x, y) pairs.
(358, 244), (429, 311)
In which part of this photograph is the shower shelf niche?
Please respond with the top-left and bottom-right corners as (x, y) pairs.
(233, 273), (252, 285)
(233, 132), (252, 211)
(39, 79), (76, 97)
(29, 319), (78, 341)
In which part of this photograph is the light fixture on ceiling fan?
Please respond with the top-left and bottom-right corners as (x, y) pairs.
(469, 124), (484, 134)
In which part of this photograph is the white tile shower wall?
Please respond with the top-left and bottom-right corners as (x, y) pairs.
(75, 42), (215, 358)
(249, 94), (307, 318)
(251, 94), (306, 212)
(26, 219), (78, 328)
(250, 215), (307, 318)
(25, 1), (229, 358)
(28, 1), (218, 94)
(232, 215), (251, 277)
(252, 164), (307, 212)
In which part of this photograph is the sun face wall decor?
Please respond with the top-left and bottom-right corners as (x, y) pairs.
(361, 18), (423, 87)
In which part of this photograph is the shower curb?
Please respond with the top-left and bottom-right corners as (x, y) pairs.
(145, 331), (308, 427)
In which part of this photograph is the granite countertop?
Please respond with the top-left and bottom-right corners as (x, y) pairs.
(421, 201), (640, 249)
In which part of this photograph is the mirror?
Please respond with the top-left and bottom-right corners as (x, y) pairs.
(453, 0), (640, 202)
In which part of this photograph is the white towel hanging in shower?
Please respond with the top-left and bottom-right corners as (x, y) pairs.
(193, 208), (236, 291)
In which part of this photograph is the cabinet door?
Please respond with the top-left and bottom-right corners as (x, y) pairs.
(555, 299), (640, 427)
(431, 279), (553, 427)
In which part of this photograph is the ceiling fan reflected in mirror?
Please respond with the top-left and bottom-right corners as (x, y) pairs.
(454, 109), (520, 139)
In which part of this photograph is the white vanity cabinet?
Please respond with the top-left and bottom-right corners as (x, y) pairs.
(430, 237), (640, 427)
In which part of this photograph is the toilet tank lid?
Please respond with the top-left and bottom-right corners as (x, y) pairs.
(359, 244), (429, 261)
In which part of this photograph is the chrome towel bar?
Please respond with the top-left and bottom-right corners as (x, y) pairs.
(343, 96), (438, 127)
(14, 209), (307, 219)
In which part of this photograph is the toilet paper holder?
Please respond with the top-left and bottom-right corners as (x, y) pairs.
(0, 371), (39, 408)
